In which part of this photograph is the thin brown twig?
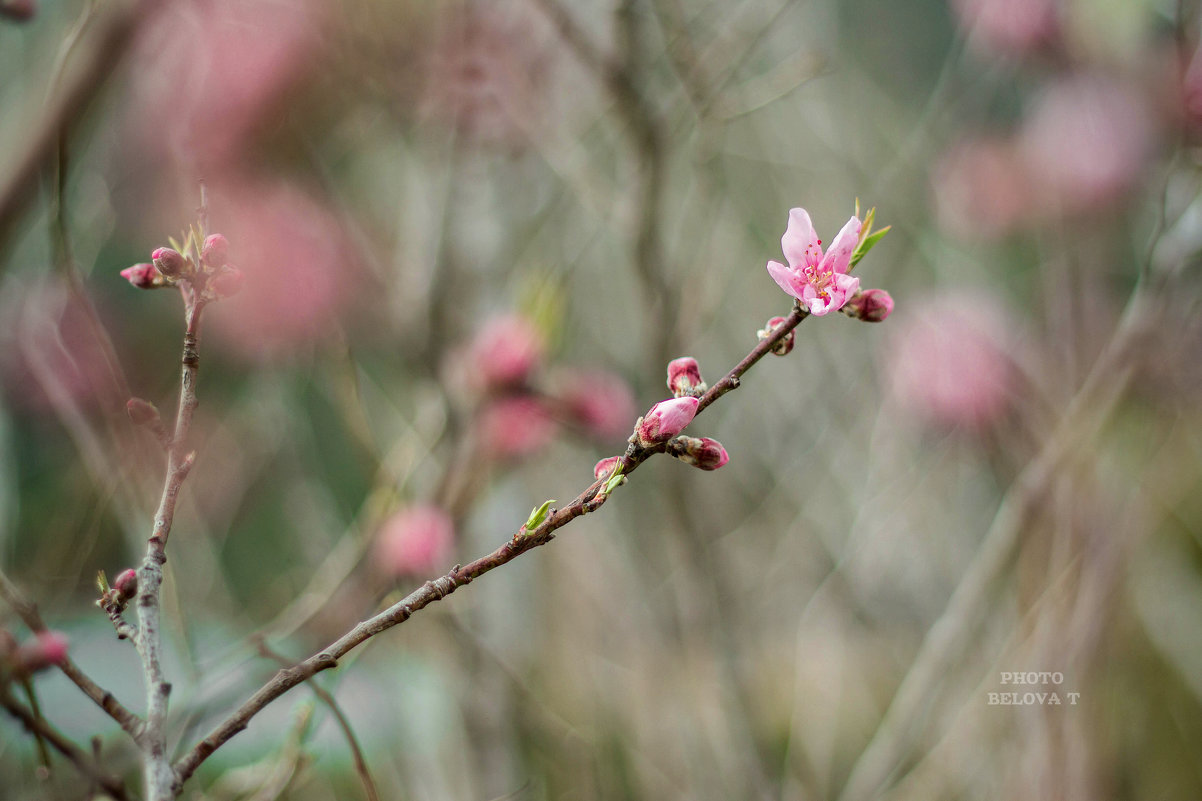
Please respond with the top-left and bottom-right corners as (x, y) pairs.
(0, 567), (143, 738)
(255, 640), (381, 801)
(0, 686), (131, 801)
(172, 301), (811, 789)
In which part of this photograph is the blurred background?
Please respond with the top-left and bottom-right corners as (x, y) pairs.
(1, 0), (1201, 798)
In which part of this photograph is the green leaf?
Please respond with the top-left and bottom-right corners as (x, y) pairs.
(603, 466), (627, 495)
(523, 499), (556, 534)
(850, 226), (890, 268)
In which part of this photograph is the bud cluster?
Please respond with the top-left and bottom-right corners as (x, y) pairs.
(121, 230), (243, 300)
(0, 629), (69, 681)
(96, 568), (139, 614)
(614, 356), (731, 473)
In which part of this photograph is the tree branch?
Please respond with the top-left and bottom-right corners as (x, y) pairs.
(0, 686), (131, 800)
(135, 295), (206, 801)
(172, 301), (810, 789)
(0, 567), (142, 738)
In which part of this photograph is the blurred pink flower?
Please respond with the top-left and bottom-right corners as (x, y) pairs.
(373, 505), (455, 577)
(887, 290), (1014, 429)
(932, 134), (1031, 239)
(421, 6), (551, 148)
(1181, 41), (1202, 129)
(555, 369), (637, 441)
(128, 0), (326, 171)
(479, 396), (557, 459)
(1016, 75), (1156, 215)
(766, 208), (861, 316)
(950, 0), (1059, 57)
(2, 283), (117, 413)
(468, 315), (545, 391)
(204, 181), (358, 357)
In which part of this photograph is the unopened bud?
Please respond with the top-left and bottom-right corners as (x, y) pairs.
(593, 455), (622, 480)
(201, 233), (229, 269)
(666, 357), (706, 397)
(113, 568), (138, 602)
(844, 289), (894, 322)
(212, 267), (244, 298)
(635, 396), (699, 446)
(15, 631), (69, 674)
(757, 316), (795, 356)
(151, 247), (187, 278)
(126, 397), (160, 426)
(668, 436), (729, 470)
(120, 263), (163, 289)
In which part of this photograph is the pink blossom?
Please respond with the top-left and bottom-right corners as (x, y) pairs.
(479, 396), (557, 459)
(468, 315), (545, 391)
(766, 208), (861, 315)
(555, 369), (637, 441)
(373, 506), (455, 577)
(1016, 75), (1155, 215)
(636, 396), (699, 446)
(887, 290), (1013, 429)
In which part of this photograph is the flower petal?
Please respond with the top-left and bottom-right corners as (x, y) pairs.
(782, 208), (823, 269)
(819, 215), (862, 275)
(766, 260), (804, 300)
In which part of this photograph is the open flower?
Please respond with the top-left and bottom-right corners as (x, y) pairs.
(766, 208), (861, 315)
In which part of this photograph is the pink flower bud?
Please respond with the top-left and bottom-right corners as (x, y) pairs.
(636, 396), (699, 446)
(669, 436), (729, 470)
(16, 631), (69, 674)
(120, 263), (163, 289)
(373, 505), (455, 577)
(113, 568), (138, 602)
(845, 289), (894, 322)
(479, 396), (557, 459)
(202, 233), (229, 269)
(125, 397), (160, 426)
(468, 315), (544, 391)
(666, 357), (706, 397)
(212, 267), (244, 298)
(151, 247), (187, 279)
(593, 455), (621, 480)
(757, 316), (795, 356)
